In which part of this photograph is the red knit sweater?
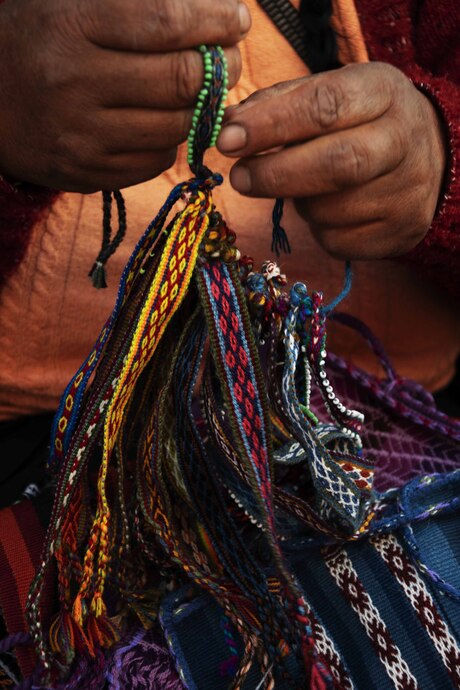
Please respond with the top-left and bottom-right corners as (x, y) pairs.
(0, 0), (458, 295)
(356, 0), (460, 297)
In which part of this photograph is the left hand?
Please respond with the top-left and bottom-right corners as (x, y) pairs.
(217, 63), (446, 260)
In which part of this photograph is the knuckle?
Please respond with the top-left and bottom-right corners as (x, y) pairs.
(260, 163), (284, 195)
(372, 62), (407, 109)
(150, 0), (191, 45)
(55, 128), (102, 171)
(41, 57), (77, 92)
(378, 62), (404, 89)
(53, 130), (79, 164)
(326, 138), (370, 188)
(309, 78), (348, 130)
(172, 52), (201, 106)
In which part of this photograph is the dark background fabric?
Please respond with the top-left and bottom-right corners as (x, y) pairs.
(0, 413), (54, 509)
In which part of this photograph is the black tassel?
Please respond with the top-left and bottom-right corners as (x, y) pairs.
(271, 198), (291, 257)
(88, 260), (108, 289)
(89, 190), (127, 289)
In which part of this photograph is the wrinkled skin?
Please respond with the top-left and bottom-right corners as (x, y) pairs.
(0, 0), (248, 192)
(217, 63), (446, 259)
(0, 0), (446, 261)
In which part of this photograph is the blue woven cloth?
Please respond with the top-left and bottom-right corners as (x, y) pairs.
(160, 473), (460, 690)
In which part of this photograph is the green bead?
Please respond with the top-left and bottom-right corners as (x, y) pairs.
(188, 44), (229, 173)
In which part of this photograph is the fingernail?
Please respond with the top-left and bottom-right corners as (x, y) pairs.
(238, 3), (251, 34)
(217, 124), (247, 153)
(231, 165), (251, 193)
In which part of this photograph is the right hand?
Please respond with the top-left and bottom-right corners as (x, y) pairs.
(0, 0), (247, 192)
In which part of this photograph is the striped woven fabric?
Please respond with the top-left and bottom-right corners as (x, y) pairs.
(0, 494), (52, 678)
(159, 479), (460, 690)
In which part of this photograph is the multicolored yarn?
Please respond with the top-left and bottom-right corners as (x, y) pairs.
(219, 616), (239, 678)
(22, 43), (394, 689)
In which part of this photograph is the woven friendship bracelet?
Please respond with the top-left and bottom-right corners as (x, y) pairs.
(26, 46), (228, 679)
(24, 43), (389, 690)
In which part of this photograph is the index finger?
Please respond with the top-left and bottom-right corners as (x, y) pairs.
(80, 0), (250, 52)
(217, 63), (396, 156)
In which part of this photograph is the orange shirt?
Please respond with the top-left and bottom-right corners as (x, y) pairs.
(0, 0), (458, 420)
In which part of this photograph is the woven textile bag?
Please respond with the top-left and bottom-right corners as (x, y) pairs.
(314, 312), (460, 492)
(154, 470), (460, 690)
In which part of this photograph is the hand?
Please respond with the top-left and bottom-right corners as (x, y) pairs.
(0, 0), (249, 192)
(217, 63), (446, 260)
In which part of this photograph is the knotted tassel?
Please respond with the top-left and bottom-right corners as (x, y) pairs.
(88, 260), (107, 289)
(89, 190), (127, 288)
(86, 611), (120, 652)
(271, 198), (291, 256)
(49, 610), (92, 665)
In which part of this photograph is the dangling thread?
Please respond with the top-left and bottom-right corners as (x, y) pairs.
(323, 260), (352, 313)
(89, 190), (127, 288)
(271, 198), (291, 256)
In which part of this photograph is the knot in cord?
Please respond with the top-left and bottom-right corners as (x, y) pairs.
(188, 172), (224, 194)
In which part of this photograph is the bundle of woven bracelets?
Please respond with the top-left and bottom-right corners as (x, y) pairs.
(17, 44), (460, 690)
